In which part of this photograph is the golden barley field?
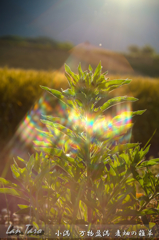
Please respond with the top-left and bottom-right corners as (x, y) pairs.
(0, 67), (159, 158)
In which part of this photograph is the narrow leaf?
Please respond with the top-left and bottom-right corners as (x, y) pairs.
(78, 63), (84, 78)
(89, 65), (93, 72)
(40, 86), (64, 99)
(138, 158), (159, 168)
(144, 129), (157, 149)
(100, 96), (138, 112)
(0, 188), (20, 197)
(18, 204), (29, 209)
(93, 61), (102, 83)
(65, 64), (78, 83)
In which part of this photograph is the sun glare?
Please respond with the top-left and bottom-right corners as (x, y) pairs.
(67, 102), (132, 144)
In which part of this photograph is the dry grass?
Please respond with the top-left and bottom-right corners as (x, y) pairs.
(0, 67), (159, 157)
(0, 41), (69, 70)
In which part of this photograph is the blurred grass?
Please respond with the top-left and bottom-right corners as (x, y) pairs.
(0, 67), (68, 150)
(94, 47), (159, 77)
(1, 39), (159, 77)
(0, 40), (70, 70)
(124, 55), (159, 77)
(0, 67), (159, 158)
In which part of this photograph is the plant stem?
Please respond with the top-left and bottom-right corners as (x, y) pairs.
(3, 184), (10, 225)
(130, 192), (157, 222)
(85, 114), (92, 223)
(139, 192), (156, 213)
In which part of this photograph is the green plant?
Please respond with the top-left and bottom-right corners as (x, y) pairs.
(1, 62), (159, 237)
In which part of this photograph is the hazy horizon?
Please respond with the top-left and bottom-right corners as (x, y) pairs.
(0, 0), (159, 52)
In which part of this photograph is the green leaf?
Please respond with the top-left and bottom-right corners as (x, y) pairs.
(105, 80), (132, 92)
(41, 86), (76, 112)
(133, 146), (140, 164)
(138, 158), (159, 168)
(105, 79), (131, 88)
(149, 222), (156, 228)
(17, 156), (26, 164)
(96, 75), (105, 84)
(93, 61), (102, 84)
(78, 63), (84, 78)
(65, 72), (75, 87)
(89, 65), (93, 72)
(18, 204), (29, 209)
(0, 188), (20, 197)
(144, 129), (156, 149)
(103, 71), (108, 75)
(61, 88), (75, 97)
(11, 165), (20, 179)
(66, 99), (76, 108)
(34, 146), (62, 157)
(41, 120), (76, 139)
(34, 164), (50, 186)
(100, 96), (138, 112)
(109, 166), (116, 176)
(65, 64), (79, 83)
(0, 178), (17, 187)
(16, 207), (36, 215)
(77, 161), (85, 169)
(35, 128), (52, 138)
(111, 143), (139, 154)
(75, 99), (83, 108)
(131, 109), (146, 116)
(112, 110), (146, 124)
(41, 115), (61, 122)
(40, 86), (64, 99)
(139, 208), (159, 216)
(140, 144), (151, 160)
(26, 154), (35, 173)
(33, 140), (52, 147)
(33, 222), (39, 230)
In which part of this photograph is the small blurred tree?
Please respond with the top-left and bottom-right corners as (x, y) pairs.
(141, 45), (155, 57)
(128, 45), (156, 57)
(128, 45), (140, 56)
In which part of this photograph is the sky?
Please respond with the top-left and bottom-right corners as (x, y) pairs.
(0, 0), (159, 52)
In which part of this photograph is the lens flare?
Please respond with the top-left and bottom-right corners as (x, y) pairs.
(2, 92), (68, 165)
(67, 102), (132, 145)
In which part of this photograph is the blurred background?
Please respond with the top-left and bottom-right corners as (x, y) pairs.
(0, 0), (159, 211)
